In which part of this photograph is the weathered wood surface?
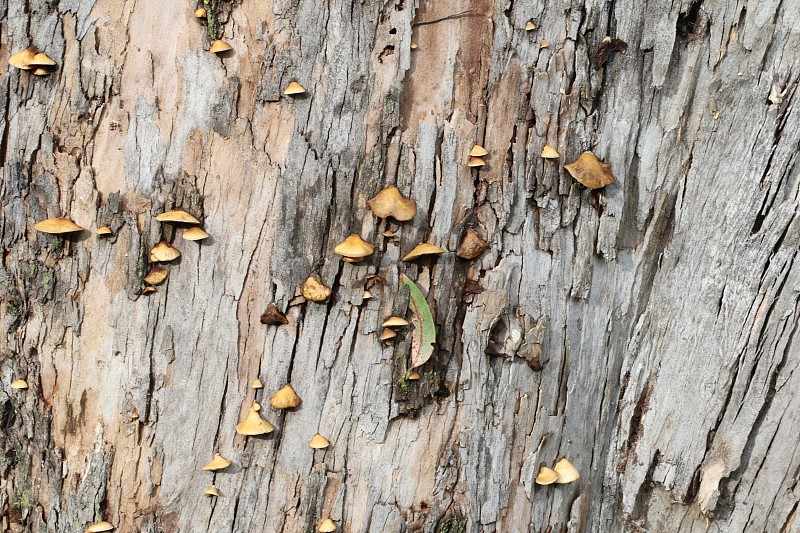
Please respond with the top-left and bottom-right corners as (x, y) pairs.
(1, 0), (799, 531)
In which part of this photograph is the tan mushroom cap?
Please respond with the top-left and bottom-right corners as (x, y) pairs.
(202, 453), (232, 471)
(379, 328), (397, 341)
(11, 379), (29, 389)
(402, 243), (445, 262)
(195, 7), (207, 17)
(252, 400), (262, 412)
(382, 230), (395, 238)
(564, 151), (615, 189)
(309, 434), (330, 449)
(32, 67), (50, 76)
(319, 518), (337, 532)
(407, 371), (421, 381)
(300, 274), (332, 303)
(30, 52), (56, 66)
(9, 48), (37, 69)
(540, 40), (550, 48)
(156, 210), (200, 224)
(469, 144), (488, 157)
(34, 217), (84, 234)
(410, 42), (418, 49)
(85, 521), (114, 532)
(367, 186), (417, 222)
(284, 81), (306, 95)
(382, 317), (409, 328)
(535, 466), (559, 485)
(95, 226), (113, 235)
(540, 145), (559, 159)
(209, 40), (232, 54)
(333, 234), (375, 258)
(143, 266), (168, 286)
(236, 405), (275, 435)
(456, 230), (489, 260)
(150, 241), (181, 262)
(525, 21), (537, 31)
(183, 226), (209, 241)
(204, 486), (220, 497)
(553, 458), (580, 483)
(251, 378), (264, 389)
(362, 290), (373, 299)
(467, 156), (486, 167)
(142, 286), (157, 294)
(270, 384), (302, 409)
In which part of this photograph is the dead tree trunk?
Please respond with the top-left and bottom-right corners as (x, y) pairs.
(2, 0), (798, 531)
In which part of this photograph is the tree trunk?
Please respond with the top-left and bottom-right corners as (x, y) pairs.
(2, 0), (798, 531)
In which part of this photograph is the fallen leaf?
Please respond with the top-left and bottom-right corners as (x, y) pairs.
(564, 151), (615, 189)
(399, 274), (436, 369)
(462, 278), (484, 295)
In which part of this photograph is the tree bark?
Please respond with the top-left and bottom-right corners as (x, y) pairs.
(2, 0), (799, 532)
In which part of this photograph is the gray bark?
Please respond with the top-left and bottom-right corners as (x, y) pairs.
(1, 0), (799, 532)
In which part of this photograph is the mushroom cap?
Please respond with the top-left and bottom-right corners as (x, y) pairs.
(204, 486), (220, 497)
(540, 40), (550, 48)
(251, 379), (264, 389)
(469, 144), (488, 157)
(535, 466), (559, 485)
(319, 518), (337, 532)
(143, 266), (168, 285)
(95, 226), (113, 235)
(342, 256), (364, 263)
(309, 434), (330, 449)
(525, 21), (536, 31)
(540, 145), (559, 159)
(553, 458), (580, 483)
(32, 67), (50, 76)
(402, 243), (445, 262)
(260, 304), (289, 325)
(467, 156), (486, 167)
(410, 42), (418, 49)
(183, 226), (209, 241)
(333, 234), (375, 258)
(456, 230), (489, 260)
(142, 286), (157, 294)
(270, 384), (302, 409)
(367, 186), (417, 222)
(195, 7), (207, 17)
(9, 48), (37, 69)
(34, 217), (84, 234)
(85, 522), (115, 532)
(300, 274), (332, 303)
(150, 241), (181, 262)
(564, 151), (615, 189)
(30, 52), (56, 66)
(284, 81), (306, 95)
(382, 230), (395, 237)
(10, 379), (29, 389)
(379, 328), (397, 341)
(236, 407), (275, 435)
(381, 317), (409, 328)
(156, 210), (200, 224)
(407, 371), (421, 381)
(202, 453), (232, 471)
(209, 40), (232, 54)
(362, 290), (373, 299)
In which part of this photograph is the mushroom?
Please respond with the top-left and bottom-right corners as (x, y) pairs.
(456, 230), (489, 260)
(142, 286), (157, 294)
(10, 379), (29, 389)
(32, 67), (50, 76)
(309, 434), (330, 449)
(564, 151), (615, 189)
(149, 242), (181, 262)
(85, 521), (114, 532)
(402, 243), (445, 262)
(410, 42), (418, 49)
(252, 400), (262, 412)
(535, 466), (559, 485)
(379, 329), (397, 342)
(202, 453), (232, 471)
(540, 145), (559, 159)
(209, 40), (232, 54)
(204, 486), (220, 497)
(381, 317), (409, 328)
(183, 226), (209, 241)
(251, 379), (264, 389)
(270, 384), (302, 409)
(553, 458), (580, 483)
(95, 226), (113, 235)
(143, 266), (168, 285)
(469, 144), (488, 157)
(34, 218), (84, 234)
(467, 156), (486, 167)
(30, 53), (56, 67)
(260, 304), (288, 325)
(130, 411), (140, 420)
(195, 7), (207, 17)
(525, 21), (536, 31)
(333, 235), (375, 260)
(300, 274), (332, 303)
(367, 186), (417, 222)
(382, 230), (395, 238)
(342, 257), (364, 263)
(362, 290), (373, 300)
(319, 518), (337, 532)
(540, 40), (550, 48)
(284, 81), (306, 95)
(156, 210), (200, 224)
(8, 48), (37, 70)
(407, 371), (421, 381)
(236, 404), (275, 435)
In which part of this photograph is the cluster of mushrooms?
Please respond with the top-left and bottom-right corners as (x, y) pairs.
(535, 458), (580, 486)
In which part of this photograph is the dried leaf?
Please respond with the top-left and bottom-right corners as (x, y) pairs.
(399, 274), (436, 369)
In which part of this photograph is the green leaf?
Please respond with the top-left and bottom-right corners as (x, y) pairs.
(400, 274), (436, 369)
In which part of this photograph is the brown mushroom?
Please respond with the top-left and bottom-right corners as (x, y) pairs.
(309, 434), (330, 449)
(467, 156), (486, 167)
(34, 218), (84, 234)
(407, 371), (421, 381)
(525, 21), (536, 31)
(469, 144), (488, 157)
(143, 266), (168, 285)
(270, 384), (302, 409)
(564, 151), (615, 189)
(204, 486), (220, 497)
(333, 235), (375, 259)
(300, 274), (332, 303)
(367, 186), (417, 222)
(142, 286), (157, 294)
(284, 81), (306, 95)
(183, 226), (209, 241)
(456, 230), (489, 260)
(379, 329), (397, 342)
(209, 40), (232, 54)
(402, 243), (445, 262)
(156, 210), (200, 224)
(150, 242), (181, 262)
(260, 304), (289, 325)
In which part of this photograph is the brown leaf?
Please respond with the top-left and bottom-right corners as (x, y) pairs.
(564, 151), (615, 189)
(260, 304), (288, 325)
(456, 230), (489, 259)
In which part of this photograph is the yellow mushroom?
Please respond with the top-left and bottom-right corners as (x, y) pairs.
(469, 144), (488, 157)
(34, 218), (84, 234)
(209, 40), (232, 54)
(251, 379), (264, 389)
(30, 53), (56, 67)
(319, 518), (337, 532)
(236, 404), (275, 435)
(270, 384), (302, 409)
(535, 466), (559, 485)
(95, 226), (113, 235)
(402, 243), (445, 262)
(333, 235), (375, 259)
(10, 379), (29, 389)
(143, 266), (168, 286)
(183, 226), (209, 241)
(156, 210), (200, 224)
(309, 434), (330, 449)
(9, 48), (37, 69)
(381, 317), (409, 328)
(142, 286), (157, 294)
(362, 290), (373, 300)
(195, 7), (207, 17)
(467, 156), (486, 167)
(202, 453), (232, 471)
(407, 371), (421, 381)
(553, 458), (580, 483)
(525, 21), (536, 31)
(284, 81), (306, 95)
(540, 145), (559, 159)
(379, 328), (397, 342)
(540, 40), (550, 48)
(204, 486), (220, 497)
(32, 67), (50, 76)
(85, 521), (114, 532)
(149, 242), (181, 262)
(367, 186), (417, 222)
(300, 274), (332, 303)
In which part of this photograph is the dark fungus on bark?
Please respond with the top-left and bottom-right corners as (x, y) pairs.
(260, 304), (288, 325)
(591, 38), (628, 69)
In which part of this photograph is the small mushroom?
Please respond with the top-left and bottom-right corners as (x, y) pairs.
(540, 145), (559, 159)
(540, 40), (550, 48)
(150, 241), (181, 262)
(195, 7), (207, 17)
(467, 156), (486, 167)
(129, 411), (140, 420)
(270, 384), (302, 409)
(300, 274), (332, 303)
(142, 286), (157, 294)
(456, 230), (489, 260)
(564, 151), (615, 189)
(309, 434), (330, 449)
(382, 230), (395, 238)
(410, 42), (418, 49)
(183, 226), (209, 241)
(143, 266), (168, 286)
(8, 48), (37, 70)
(535, 466), (559, 485)
(407, 371), (421, 381)
(95, 226), (113, 235)
(236, 404), (275, 435)
(381, 317), (409, 328)
(379, 328), (397, 342)
(34, 218), (84, 234)
(402, 243), (445, 262)
(32, 67), (50, 76)
(469, 144), (488, 157)
(319, 518), (337, 532)
(30, 53), (56, 67)
(525, 21), (536, 31)
(156, 210), (200, 224)
(362, 290), (373, 300)
(260, 304), (288, 325)
(202, 453), (232, 471)
(342, 257), (364, 264)
(209, 40), (232, 54)
(10, 379), (29, 389)
(367, 186), (417, 222)
(553, 458), (580, 484)
(251, 379), (264, 389)
(284, 81), (306, 95)
(204, 486), (220, 497)
(333, 235), (375, 260)
(85, 521), (114, 533)
(253, 400), (262, 412)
